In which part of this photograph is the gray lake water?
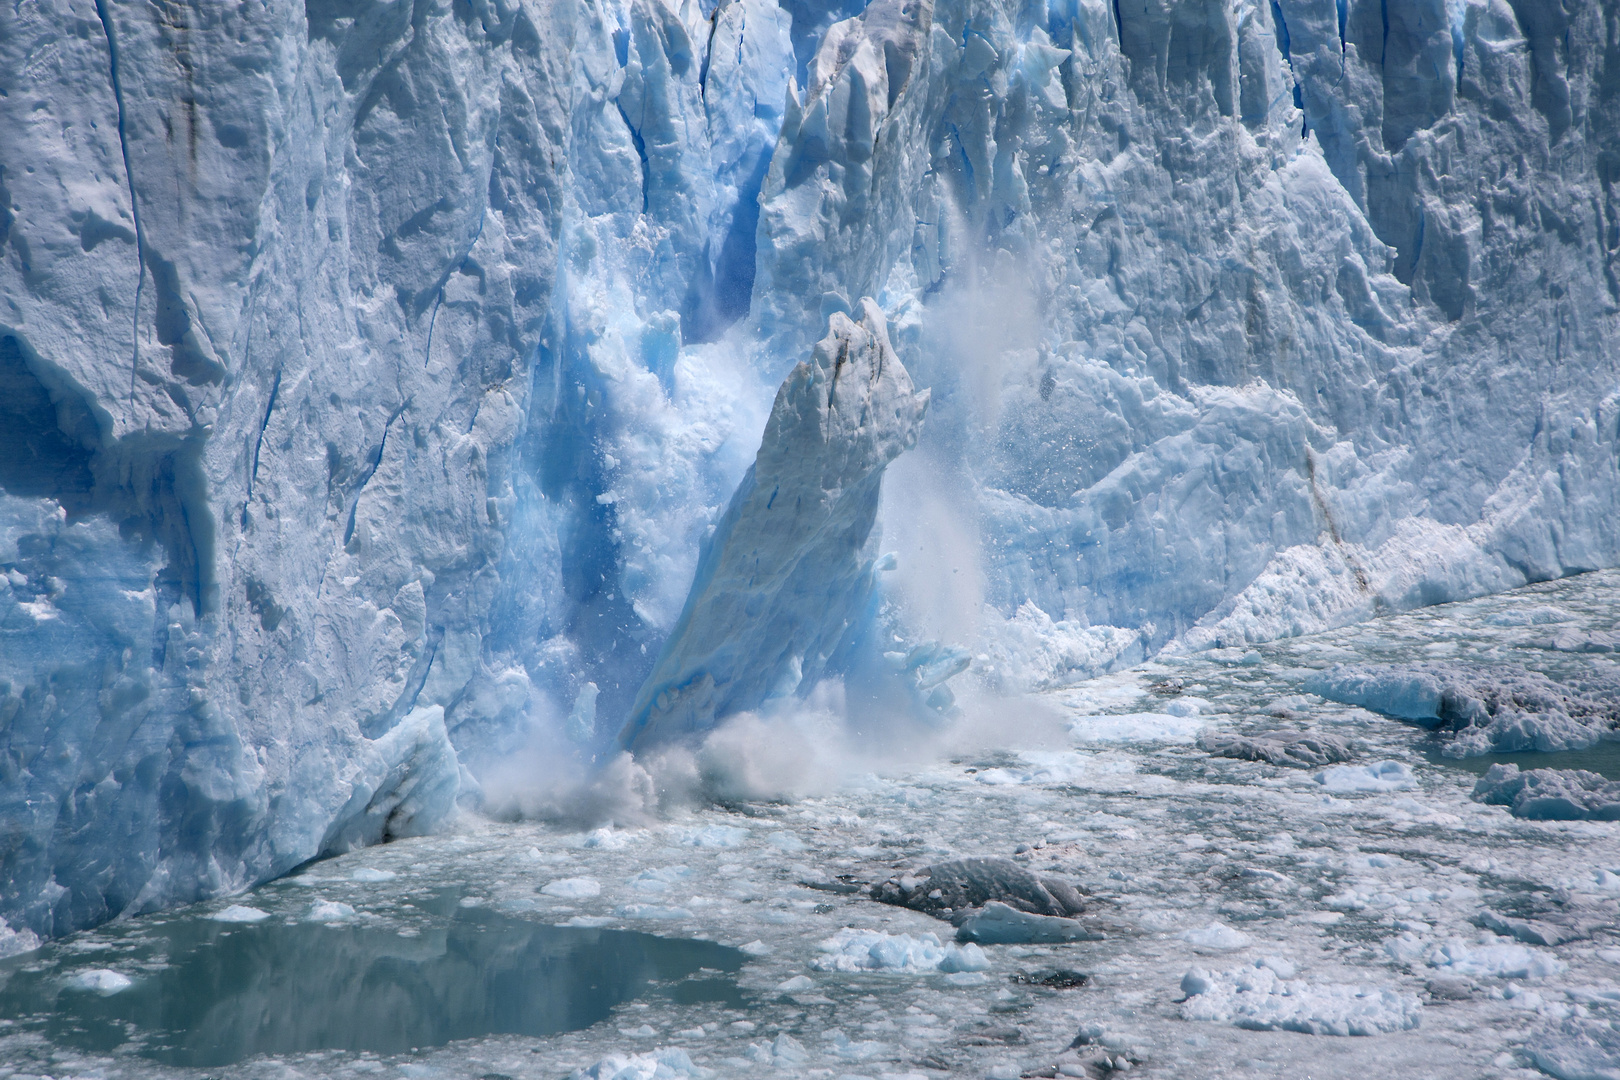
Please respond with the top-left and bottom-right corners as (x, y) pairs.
(0, 888), (746, 1067)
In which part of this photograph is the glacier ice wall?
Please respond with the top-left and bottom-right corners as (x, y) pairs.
(1, 0), (1617, 937)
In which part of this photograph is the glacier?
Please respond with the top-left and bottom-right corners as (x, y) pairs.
(1, 0), (1618, 941)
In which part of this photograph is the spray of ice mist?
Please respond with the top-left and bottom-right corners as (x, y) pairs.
(481, 260), (1063, 825)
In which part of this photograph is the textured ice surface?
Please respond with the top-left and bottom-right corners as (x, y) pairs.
(1201, 730), (1354, 768)
(1180, 963), (1422, 1036)
(811, 928), (988, 974)
(1307, 664), (1620, 756)
(5, 0), (1620, 939)
(875, 856), (1087, 918)
(1528, 1018), (1620, 1080)
(1473, 765), (1620, 821)
(1315, 762), (1416, 793)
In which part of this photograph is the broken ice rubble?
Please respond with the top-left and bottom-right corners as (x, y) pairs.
(1180, 962), (1421, 1036)
(1472, 765), (1620, 821)
(1306, 664), (1620, 757)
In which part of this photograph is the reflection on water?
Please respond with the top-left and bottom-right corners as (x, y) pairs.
(0, 891), (746, 1067)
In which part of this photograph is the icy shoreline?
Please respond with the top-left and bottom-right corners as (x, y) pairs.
(1, 571), (1617, 1080)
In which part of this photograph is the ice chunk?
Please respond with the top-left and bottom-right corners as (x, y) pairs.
(351, 867), (398, 883)
(565, 683), (599, 743)
(1178, 922), (1254, 950)
(1314, 761), (1415, 793)
(811, 928), (986, 975)
(1527, 1018), (1620, 1080)
(620, 301), (928, 751)
(1200, 731), (1353, 768)
(1427, 936), (1567, 979)
(678, 825), (750, 848)
(1180, 963), (1421, 1035)
(306, 900), (355, 922)
(875, 857), (1086, 918)
(1486, 606), (1573, 627)
(209, 905), (271, 923)
(1472, 764), (1620, 821)
(1306, 664), (1620, 756)
(0, 917), (41, 958)
(1476, 909), (1595, 947)
(567, 1047), (711, 1080)
(67, 969), (133, 995)
(955, 901), (1103, 945)
(1545, 629), (1620, 654)
(541, 877), (603, 899)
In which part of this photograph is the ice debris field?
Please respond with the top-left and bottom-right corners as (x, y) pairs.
(5, 570), (1620, 1080)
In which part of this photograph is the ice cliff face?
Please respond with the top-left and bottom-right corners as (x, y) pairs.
(620, 301), (928, 752)
(1, 0), (1617, 937)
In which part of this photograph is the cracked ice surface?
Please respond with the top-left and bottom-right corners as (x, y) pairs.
(4, 570), (1620, 1080)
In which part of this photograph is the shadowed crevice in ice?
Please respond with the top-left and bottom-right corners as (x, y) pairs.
(618, 300), (928, 752)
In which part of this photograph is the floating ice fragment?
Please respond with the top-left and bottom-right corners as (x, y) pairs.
(307, 900), (355, 922)
(1180, 963), (1420, 1035)
(541, 877), (602, 899)
(875, 857), (1086, 917)
(209, 905), (271, 923)
(568, 1047), (711, 1080)
(766, 831), (806, 852)
(1476, 909), (1594, 947)
(812, 928), (989, 974)
(1472, 764), (1620, 820)
(1257, 956), (1296, 979)
(1306, 663), (1620, 755)
(1427, 936), (1567, 979)
(955, 901), (1102, 945)
(582, 828), (635, 850)
(351, 867), (398, 883)
(679, 825), (750, 848)
(826, 1028), (886, 1060)
(617, 904), (693, 920)
(67, 968), (133, 995)
(1526, 1018), (1620, 1080)
(1178, 922), (1253, 950)
(1200, 731), (1353, 768)
(739, 939), (773, 956)
(0, 917), (40, 958)
(938, 942), (990, 972)
(1486, 606), (1573, 627)
(776, 975), (815, 992)
(1314, 761), (1414, 792)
